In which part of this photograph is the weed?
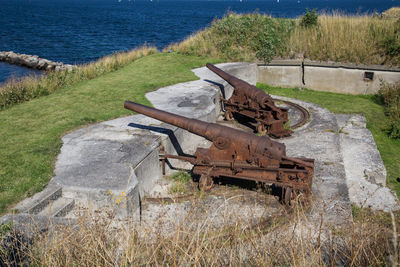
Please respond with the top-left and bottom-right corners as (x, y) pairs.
(168, 171), (192, 196)
(283, 120), (291, 130)
(169, 171), (191, 183)
(299, 8), (319, 28)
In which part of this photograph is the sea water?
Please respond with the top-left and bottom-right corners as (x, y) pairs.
(0, 0), (398, 83)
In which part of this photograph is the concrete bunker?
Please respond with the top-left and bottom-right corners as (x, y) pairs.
(4, 62), (398, 231)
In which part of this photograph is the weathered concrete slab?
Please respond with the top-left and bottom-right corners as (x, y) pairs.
(337, 114), (399, 211)
(273, 96), (352, 225)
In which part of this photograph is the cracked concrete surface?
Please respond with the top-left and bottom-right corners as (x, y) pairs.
(337, 114), (399, 212)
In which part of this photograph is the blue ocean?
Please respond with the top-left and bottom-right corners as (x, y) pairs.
(0, 0), (399, 83)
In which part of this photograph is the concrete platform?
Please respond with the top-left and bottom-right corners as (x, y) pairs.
(3, 62), (398, 232)
(337, 114), (398, 211)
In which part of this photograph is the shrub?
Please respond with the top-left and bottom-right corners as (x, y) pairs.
(299, 8), (319, 27)
(379, 19), (400, 58)
(211, 14), (295, 63)
(378, 81), (400, 139)
(168, 13), (295, 63)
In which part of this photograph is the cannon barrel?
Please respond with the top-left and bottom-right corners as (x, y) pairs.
(206, 63), (270, 103)
(124, 101), (286, 159)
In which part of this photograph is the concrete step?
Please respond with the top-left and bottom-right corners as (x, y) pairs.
(25, 187), (63, 215)
(38, 197), (75, 218)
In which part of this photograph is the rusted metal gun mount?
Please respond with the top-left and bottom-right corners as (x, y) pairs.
(206, 63), (292, 138)
(124, 101), (314, 205)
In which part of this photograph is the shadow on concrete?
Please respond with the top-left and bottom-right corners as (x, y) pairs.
(209, 176), (284, 202)
(233, 113), (258, 133)
(163, 159), (193, 173)
(204, 79), (226, 99)
(128, 122), (191, 157)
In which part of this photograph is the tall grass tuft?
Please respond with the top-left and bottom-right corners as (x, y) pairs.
(0, 45), (158, 110)
(287, 13), (400, 65)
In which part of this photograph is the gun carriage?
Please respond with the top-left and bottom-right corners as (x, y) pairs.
(206, 63), (292, 138)
(124, 101), (314, 204)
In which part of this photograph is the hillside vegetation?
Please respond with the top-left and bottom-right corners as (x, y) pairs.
(167, 12), (400, 66)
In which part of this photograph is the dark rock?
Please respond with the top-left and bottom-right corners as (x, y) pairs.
(0, 50), (75, 72)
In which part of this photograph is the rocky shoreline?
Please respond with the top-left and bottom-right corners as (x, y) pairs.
(0, 51), (74, 71)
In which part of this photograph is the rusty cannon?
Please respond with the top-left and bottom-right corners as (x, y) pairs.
(206, 63), (292, 138)
(124, 101), (314, 205)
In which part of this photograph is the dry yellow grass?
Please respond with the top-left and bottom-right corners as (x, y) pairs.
(1, 202), (398, 266)
(286, 14), (400, 65)
(384, 7), (400, 18)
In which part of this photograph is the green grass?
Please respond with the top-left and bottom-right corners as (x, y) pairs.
(167, 171), (192, 196)
(0, 53), (220, 214)
(0, 46), (157, 110)
(258, 84), (400, 196)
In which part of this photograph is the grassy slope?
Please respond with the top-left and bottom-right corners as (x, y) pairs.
(169, 13), (400, 66)
(259, 84), (400, 196)
(0, 53), (219, 214)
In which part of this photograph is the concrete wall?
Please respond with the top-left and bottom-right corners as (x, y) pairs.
(258, 60), (303, 88)
(258, 60), (400, 94)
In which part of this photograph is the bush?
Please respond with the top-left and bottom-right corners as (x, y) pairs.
(209, 14), (295, 63)
(299, 8), (319, 27)
(168, 13), (295, 63)
(378, 81), (400, 139)
(379, 19), (400, 58)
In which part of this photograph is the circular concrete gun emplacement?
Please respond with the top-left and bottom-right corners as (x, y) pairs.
(3, 62), (399, 234)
